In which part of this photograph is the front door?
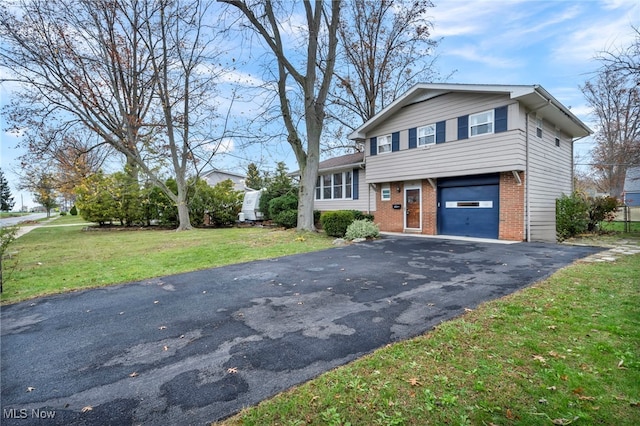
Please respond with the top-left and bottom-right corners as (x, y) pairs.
(405, 188), (421, 229)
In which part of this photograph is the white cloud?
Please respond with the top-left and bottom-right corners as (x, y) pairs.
(204, 137), (234, 154)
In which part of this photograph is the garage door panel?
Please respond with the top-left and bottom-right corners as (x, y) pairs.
(438, 184), (499, 239)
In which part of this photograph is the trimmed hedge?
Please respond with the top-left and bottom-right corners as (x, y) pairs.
(274, 209), (298, 229)
(320, 210), (356, 237)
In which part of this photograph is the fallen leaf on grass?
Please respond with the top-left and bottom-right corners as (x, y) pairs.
(560, 375), (568, 381)
(552, 416), (579, 425)
(533, 355), (547, 364)
(572, 387), (584, 395)
(618, 359), (626, 369)
(407, 377), (421, 386)
(578, 396), (596, 401)
(506, 408), (515, 420)
(81, 406), (93, 413)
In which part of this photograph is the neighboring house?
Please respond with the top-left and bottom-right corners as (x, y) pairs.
(623, 167), (640, 207)
(317, 83), (591, 242)
(201, 169), (247, 192)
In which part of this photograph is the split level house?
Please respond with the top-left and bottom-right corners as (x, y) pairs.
(314, 83), (592, 243)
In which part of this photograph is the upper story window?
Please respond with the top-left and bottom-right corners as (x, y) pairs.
(418, 124), (436, 146)
(555, 129), (561, 147)
(315, 171), (353, 200)
(536, 118), (543, 138)
(378, 134), (392, 154)
(470, 110), (494, 136)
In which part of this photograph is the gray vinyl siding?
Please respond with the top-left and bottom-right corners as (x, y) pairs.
(366, 92), (513, 144)
(366, 130), (526, 183)
(526, 115), (573, 242)
(314, 171), (374, 212)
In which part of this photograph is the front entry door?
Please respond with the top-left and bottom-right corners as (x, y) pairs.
(405, 188), (421, 229)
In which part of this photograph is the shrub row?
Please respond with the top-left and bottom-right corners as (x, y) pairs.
(556, 192), (619, 240)
(319, 210), (378, 239)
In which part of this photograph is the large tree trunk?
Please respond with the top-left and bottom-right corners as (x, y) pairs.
(297, 152), (319, 231)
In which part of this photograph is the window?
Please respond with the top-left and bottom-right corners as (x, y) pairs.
(469, 110), (494, 136)
(378, 134), (392, 154)
(381, 183), (391, 200)
(315, 171), (353, 200)
(536, 118), (543, 138)
(418, 124), (436, 146)
(555, 129), (561, 147)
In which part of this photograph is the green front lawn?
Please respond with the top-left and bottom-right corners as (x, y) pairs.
(1, 222), (334, 304)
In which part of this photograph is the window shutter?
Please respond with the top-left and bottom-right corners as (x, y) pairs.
(370, 137), (377, 156)
(495, 106), (508, 133)
(352, 168), (359, 200)
(392, 132), (400, 152)
(408, 128), (417, 149)
(458, 115), (468, 140)
(436, 121), (446, 144)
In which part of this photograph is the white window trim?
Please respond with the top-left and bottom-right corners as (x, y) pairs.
(469, 110), (494, 137)
(536, 117), (544, 138)
(315, 171), (353, 201)
(418, 124), (436, 146)
(381, 183), (391, 201)
(378, 134), (392, 154)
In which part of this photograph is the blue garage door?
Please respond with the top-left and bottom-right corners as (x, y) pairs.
(438, 175), (500, 239)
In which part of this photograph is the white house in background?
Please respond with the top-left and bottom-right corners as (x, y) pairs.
(314, 83), (592, 242)
(623, 167), (640, 206)
(201, 169), (247, 192)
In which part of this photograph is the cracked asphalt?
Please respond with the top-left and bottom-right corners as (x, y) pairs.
(0, 236), (602, 425)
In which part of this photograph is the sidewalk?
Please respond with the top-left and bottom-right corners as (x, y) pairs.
(12, 215), (62, 238)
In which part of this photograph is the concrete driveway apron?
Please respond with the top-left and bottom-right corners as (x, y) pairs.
(1, 236), (602, 425)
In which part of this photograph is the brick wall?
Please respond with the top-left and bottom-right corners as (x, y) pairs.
(374, 173), (525, 241)
(374, 181), (405, 232)
(499, 171), (525, 241)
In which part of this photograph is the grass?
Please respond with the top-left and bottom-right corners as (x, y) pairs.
(1, 216), (334, 304)
(218, 244), (640, 426)
(599, 221), (640, 233)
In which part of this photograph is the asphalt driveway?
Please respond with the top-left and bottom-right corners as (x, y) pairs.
(1, 236), (602, 425)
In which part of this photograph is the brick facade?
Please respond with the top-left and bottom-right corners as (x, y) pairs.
(373, 173), (525, 241)
(498, 171), (525, 241)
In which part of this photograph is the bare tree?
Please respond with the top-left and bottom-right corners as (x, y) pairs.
(597, 26), (639, 83)
(0, 0), (227, 230)
(329, 0), (439, 142)
(220, 0), (341, 231)
(581, 68), (640, 198)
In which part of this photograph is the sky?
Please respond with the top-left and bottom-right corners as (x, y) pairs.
(0, 0), (638, 210)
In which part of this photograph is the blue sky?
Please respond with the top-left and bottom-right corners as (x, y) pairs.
(1, 0), (638, 209)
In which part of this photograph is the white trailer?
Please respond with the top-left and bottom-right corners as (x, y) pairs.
(239, 190), (264, 222)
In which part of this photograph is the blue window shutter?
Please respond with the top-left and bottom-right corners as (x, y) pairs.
(352, 168), (359, 200)
(370, 137), (377, 156)
(436, 121), (446, 144)
(392, 132), (400, 152)
(458, 115), (468, 140)
(495, 106), (508, 133)
(408, 128), (417, 149)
